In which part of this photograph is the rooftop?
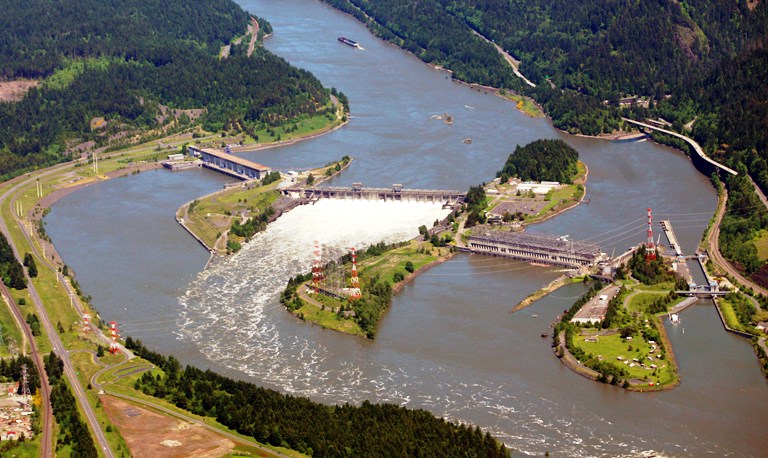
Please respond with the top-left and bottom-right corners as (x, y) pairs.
(199, 147), (270, 171)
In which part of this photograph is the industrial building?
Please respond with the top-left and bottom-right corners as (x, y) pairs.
(468, 229), (604, 268)
(188, 146), (271, 180)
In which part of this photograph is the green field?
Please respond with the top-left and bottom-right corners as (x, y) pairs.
(359, 241), (448, 285)
(182, 182), (281, 249)
(717, 298), (745, 332)
(752, 229), (768, 260)
(242, 102), (343, 145)
(295, 302), (365, 337)
(574, 330), (675, 386)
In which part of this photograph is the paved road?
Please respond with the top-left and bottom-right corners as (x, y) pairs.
(706, 189), (768, 297)
(622, 118), (737, 176)
(0, 166), (115, 457)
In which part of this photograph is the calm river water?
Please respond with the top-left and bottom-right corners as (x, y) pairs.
(45, 0), (768, 455)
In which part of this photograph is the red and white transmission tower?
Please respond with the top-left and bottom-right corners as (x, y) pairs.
(109, 321), (120, 354)
(645, 207), (656, 260)
(82, 313), (91, 333)
(311, 241), (324, 293)
(349, 247), (361, 300)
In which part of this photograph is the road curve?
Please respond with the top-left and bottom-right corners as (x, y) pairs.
(622, 118), (737, 176)
(706, 189), (768, 296)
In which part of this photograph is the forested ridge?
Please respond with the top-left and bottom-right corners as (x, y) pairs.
(321, 0), (768, 283)
(496, 139), (578, 184)
(126, 337), (510, 457)
(0, 0), (331, 179)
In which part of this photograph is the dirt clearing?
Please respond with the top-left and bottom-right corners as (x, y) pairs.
(101, 396), (235, 458)
(0, 79), (39, 102)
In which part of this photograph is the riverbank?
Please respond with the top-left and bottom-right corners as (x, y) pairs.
(176, 155), (353, 257)
(283, 241), (454, 339)
(555, 317), (681, 392)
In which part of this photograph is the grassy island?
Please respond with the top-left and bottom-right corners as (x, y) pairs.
(281, 240), (453, 339)
(280, 240), (452, 339)
(553, 249), (688, 391)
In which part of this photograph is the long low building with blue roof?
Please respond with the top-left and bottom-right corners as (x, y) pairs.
(189, 146), (271, 180)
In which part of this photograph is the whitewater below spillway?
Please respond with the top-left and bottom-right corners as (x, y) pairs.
(177, 198), (452, 390)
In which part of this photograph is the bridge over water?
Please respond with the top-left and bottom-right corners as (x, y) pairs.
(622, 118), (737, 176)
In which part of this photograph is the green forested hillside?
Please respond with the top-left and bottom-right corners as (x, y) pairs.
(126, 337), (510, 458)
(322, 0), (768, 280)
(0, 0), (251, 78)
(321, 0), (766, 148)
(0, 0), (327, 179)
(497, 139), (579, 184)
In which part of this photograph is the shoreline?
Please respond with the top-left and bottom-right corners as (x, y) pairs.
(32, 115), (349, 271)
(556, 316), (681, 392)
(176, 155), (355, 263)
(288, 246), (456, 339)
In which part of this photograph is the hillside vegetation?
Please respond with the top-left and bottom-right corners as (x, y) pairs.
(497, 139), (578, 184)
(0, 0), (331, 179)
(321, 0), (768, 283)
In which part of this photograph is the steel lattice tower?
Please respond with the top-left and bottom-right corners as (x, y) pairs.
(312, 241), (324, 292)
(646, 207), (656, 260)
(349, 247), (361, 300)
(20, 364), (31, 400)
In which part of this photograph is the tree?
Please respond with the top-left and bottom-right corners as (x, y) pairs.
(405, 261), (415, 273)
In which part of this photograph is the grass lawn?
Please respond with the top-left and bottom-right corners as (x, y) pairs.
(295, 302), (365, 337)
(716, 298), (744, 332)
(574, 330), (675, 386)
(0, 296), (24, 357)
(241, 105), (341, 145)
(359, 240), (446, 285)
(627, 291), (669, 314)
(752, 229), (768, 260)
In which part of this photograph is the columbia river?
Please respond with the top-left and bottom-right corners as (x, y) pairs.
(45, 0), (768, 455)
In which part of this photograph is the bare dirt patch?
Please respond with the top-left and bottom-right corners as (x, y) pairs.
(0, 80), (39, 102)
(101, 396), (235, 458)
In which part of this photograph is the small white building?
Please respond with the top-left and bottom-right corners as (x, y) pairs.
(167, 153), (184, 161)
(516, 181), (560, 195)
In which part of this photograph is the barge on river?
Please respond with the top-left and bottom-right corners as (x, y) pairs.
(338, 36), (359, 48)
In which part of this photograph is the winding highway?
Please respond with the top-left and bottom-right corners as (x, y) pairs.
(622, 118), (738, 176)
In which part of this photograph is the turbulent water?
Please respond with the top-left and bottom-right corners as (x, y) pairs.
(43, 0), (768, 454)
(178, 199), (451, 393)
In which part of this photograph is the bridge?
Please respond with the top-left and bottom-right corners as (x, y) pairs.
(280, 183), (465, 205)
(622, 118), (737, 176)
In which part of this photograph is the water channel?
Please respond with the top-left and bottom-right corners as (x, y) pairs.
(45, 0), (768, 455)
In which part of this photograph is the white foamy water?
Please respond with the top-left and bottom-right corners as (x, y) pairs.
(175, 198), (719, 457)
(178, 198), (450, 388)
